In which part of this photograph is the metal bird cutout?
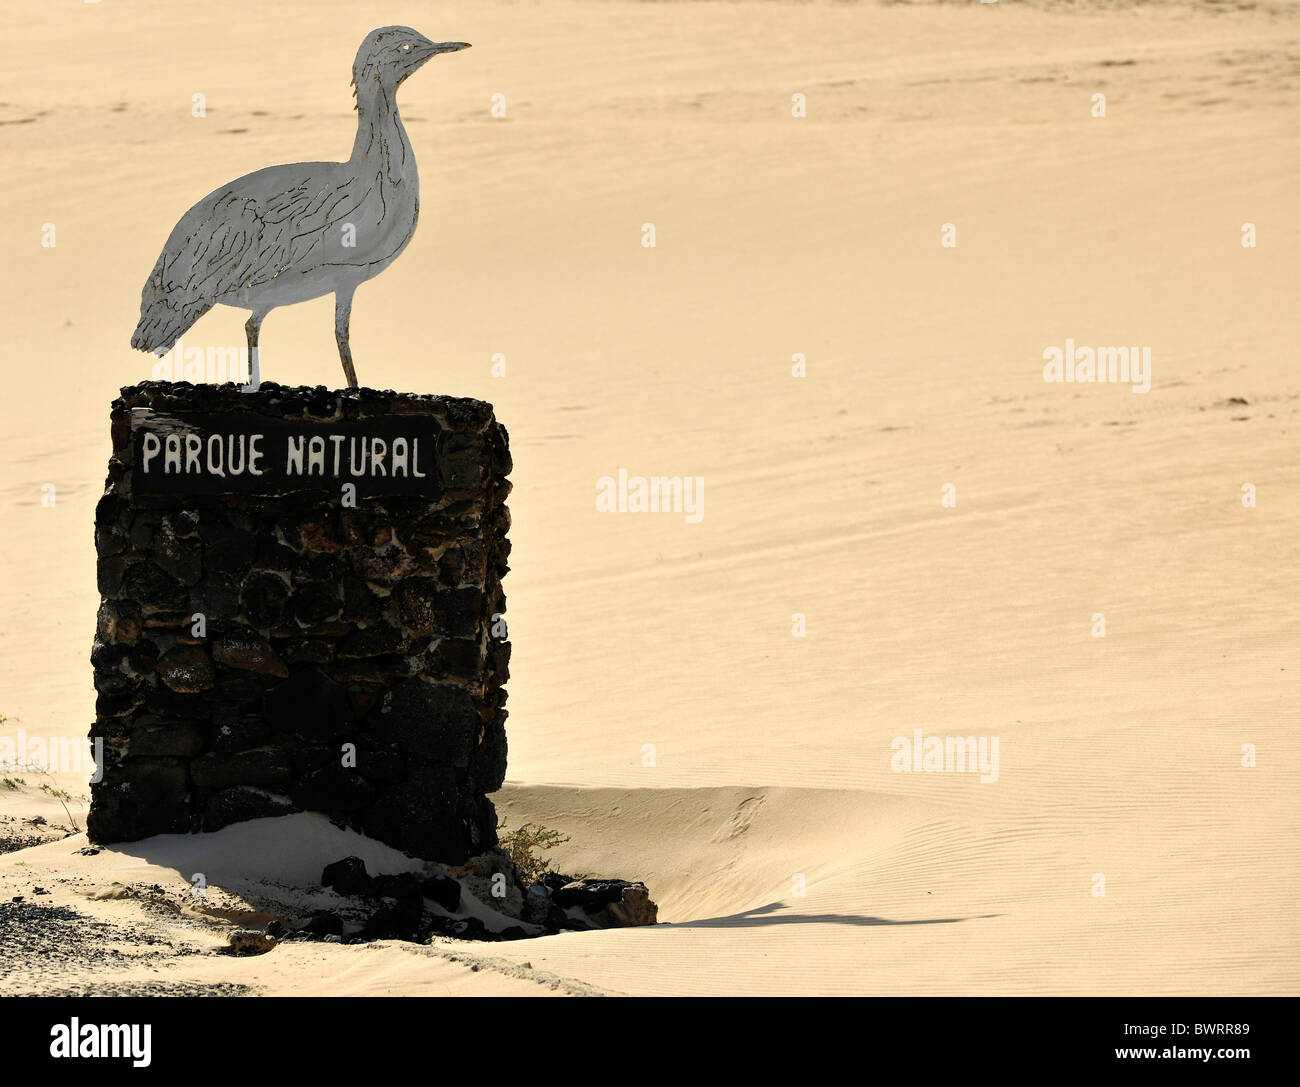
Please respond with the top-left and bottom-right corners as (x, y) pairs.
(131, 27), (470, 391)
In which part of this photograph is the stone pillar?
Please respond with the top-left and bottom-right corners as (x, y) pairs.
(88, 382), (511, 864)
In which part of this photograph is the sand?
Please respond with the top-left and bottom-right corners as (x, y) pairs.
(0, 0), (1297, 995)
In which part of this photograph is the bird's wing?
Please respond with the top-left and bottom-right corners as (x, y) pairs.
(132, 165), (369, 353)
(167, 168), (370, 300)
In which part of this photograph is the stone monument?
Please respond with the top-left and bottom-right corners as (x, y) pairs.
(88, 381), (511, 865)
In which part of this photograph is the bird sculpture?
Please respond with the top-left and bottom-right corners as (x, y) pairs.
(130, 27), (469, 391)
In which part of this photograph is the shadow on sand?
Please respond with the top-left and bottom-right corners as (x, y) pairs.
(670, 902), (1001, 929)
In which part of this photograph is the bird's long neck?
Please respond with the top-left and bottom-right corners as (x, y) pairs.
(349, 82), (415, 183)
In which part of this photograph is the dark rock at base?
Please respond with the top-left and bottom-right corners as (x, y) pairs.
(474, 710), (508, 792)
(551, 878), (633, 912)
(321, 856), (372, 896)
(87, 758), (190, 842)
(203, 786), (298, 831)
(373, 872), (424, 909)
(263, 665), (354, 742)
(545, 905), (591, 931)
(290, 745), (336, 776)
(362, 766), (466, 863)
(228, 930), (276, 956)
(420, 873), (461, 912)
(191, 749), (294, 790)
(293, 764), (374, 812)
(467, 795), (499, 855)
(372, 679), (478, 766)
(346, 734), (408, 785)
(301, 911), (345, 937)
(552, 879), (659, 928)
(448, 917), (488, 941)
(210, 711), (270, 753)
(363, 900), (423, 941)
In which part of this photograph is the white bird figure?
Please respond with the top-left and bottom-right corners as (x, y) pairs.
(130, 27), (470, 391)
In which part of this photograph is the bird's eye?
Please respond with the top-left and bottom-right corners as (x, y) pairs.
(400, 43), (411, 51)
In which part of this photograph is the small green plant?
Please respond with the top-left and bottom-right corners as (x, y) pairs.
(38, 781), (82, 835)
(1, 777), (26, 790)
(497, 819), (571, 884)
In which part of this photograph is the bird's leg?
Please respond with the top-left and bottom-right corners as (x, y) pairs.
(241, 311), (266, 393)
(335, 291), (359, 390)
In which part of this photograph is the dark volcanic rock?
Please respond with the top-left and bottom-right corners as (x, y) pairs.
(447, 917), (489, 940)
(552, 879), (658, 928)
(420, 873), (462, 912)
(362, 900), (423, 941)
(372, 679), (478, 767)
(203, 786), (297, 831)
(290, 581), (342, 625)
(301, 911), (345, 937)
(213, 630), (289, 677)
(321, 856), (373, 896)
(338, 623), (405, 659)
(552, 878), (638, 912)
(438, 587), (487, 638)
(240, 571), (290, 628)
(151, 518), (203, 585)
(204, 521), (258, 575)
(392, 577), (440, 635)
(129, 722), (206, 758)
(121, 561), (185, 609)
(190, 749), (294, 789)
(373, 872), (424, 908)
(293, 764), (374, 812)
(90, 384), (512, 861)
(263, 665), (353, 742)
(474, 710), (508, 792)
(363, 766), (466, 863)
(154, 646), (216, 693)
(86, 758), (190, 841)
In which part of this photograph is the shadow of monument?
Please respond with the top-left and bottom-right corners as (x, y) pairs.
(668, 901), (1002, 929)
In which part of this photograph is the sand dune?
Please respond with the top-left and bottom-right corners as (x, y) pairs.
(1, 0), (1298, 995)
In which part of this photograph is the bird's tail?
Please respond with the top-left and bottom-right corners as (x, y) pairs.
(131, 298), (214, 356)
(130, 253), (214, 356)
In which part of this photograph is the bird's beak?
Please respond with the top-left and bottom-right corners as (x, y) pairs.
(400, 38), (473, 77)
(402, 38), (469, 79)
